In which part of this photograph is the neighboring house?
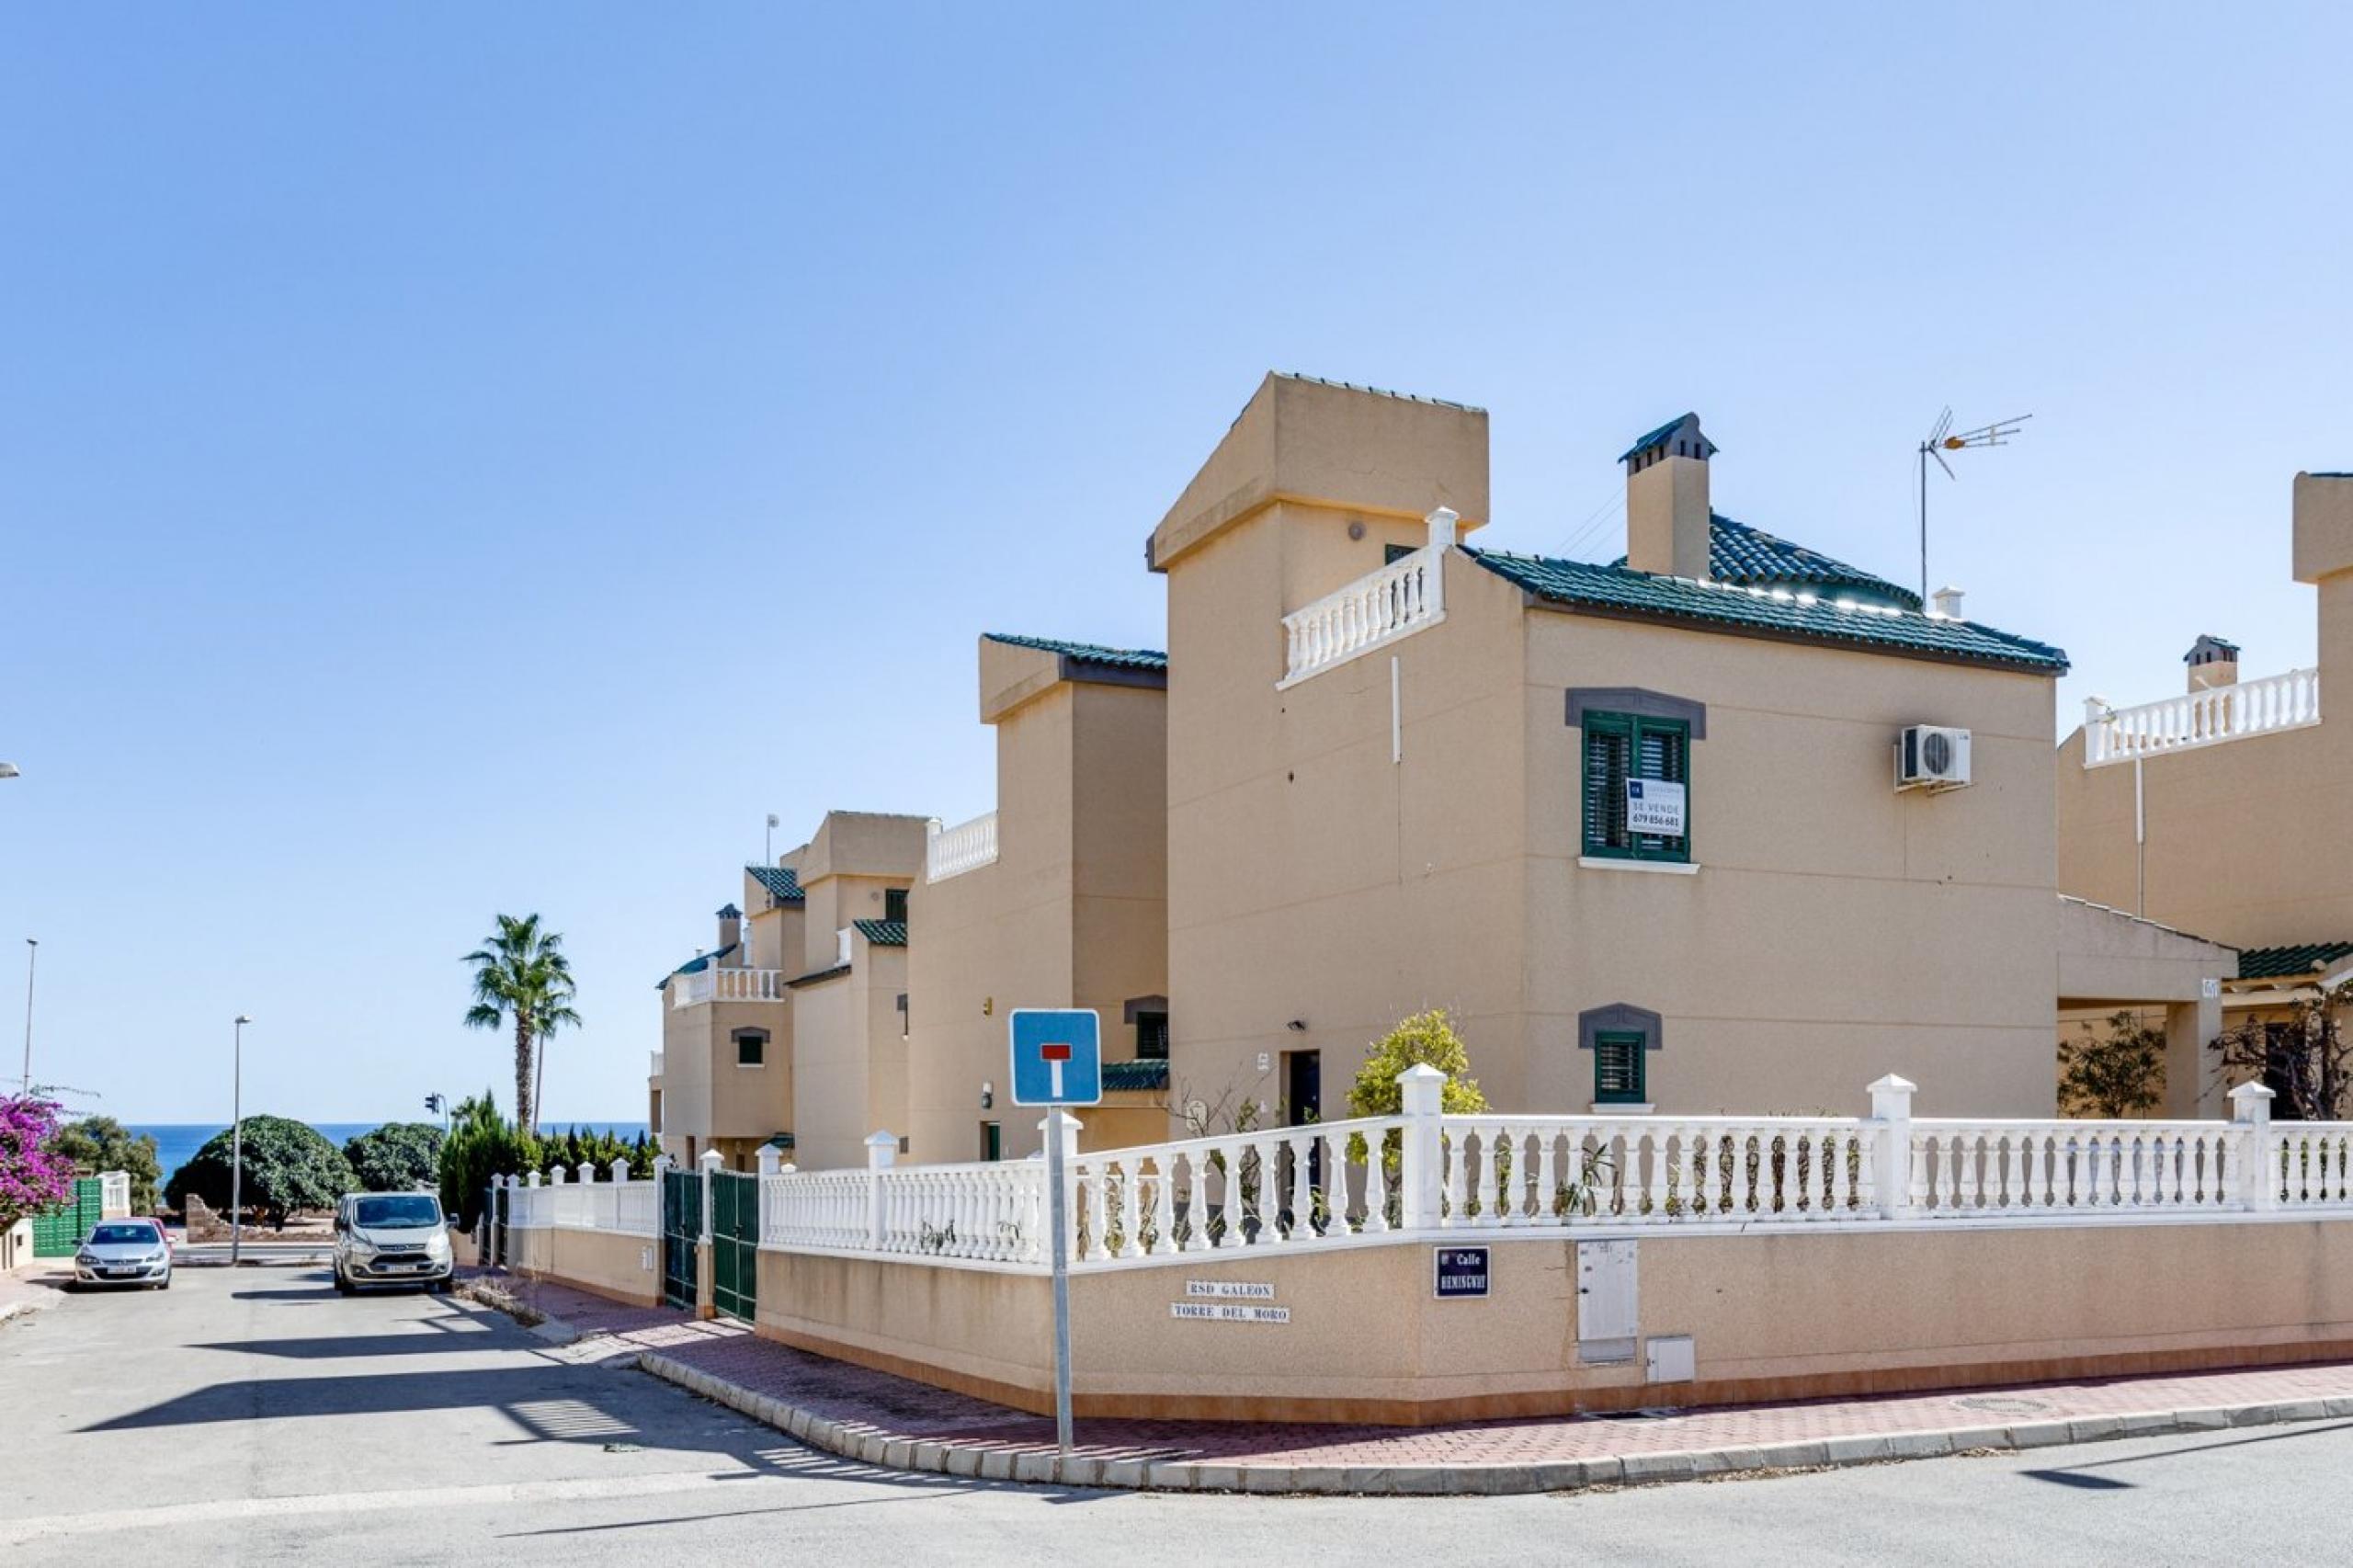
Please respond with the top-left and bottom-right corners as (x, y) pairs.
(1147, 373), (2222, 1124)
(2057, 472), (2353, 1108)
(905, 632), (1171, 1162)
(653, 811), (927, 1172)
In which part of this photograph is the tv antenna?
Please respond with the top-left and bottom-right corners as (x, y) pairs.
(1917, 409), (2029, 603)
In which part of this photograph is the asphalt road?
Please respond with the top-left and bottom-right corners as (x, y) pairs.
(4, 1267), (2348, 1565)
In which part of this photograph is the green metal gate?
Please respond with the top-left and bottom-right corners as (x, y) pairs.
(32, 1176), (104, 1257)
(661, 1168), (700, 1311)
(710, 1170), (758, 1324)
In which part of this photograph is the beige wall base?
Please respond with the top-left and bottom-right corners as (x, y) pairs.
(749, 1221), (2353, 1426)
(509, 1226), (664, 1310)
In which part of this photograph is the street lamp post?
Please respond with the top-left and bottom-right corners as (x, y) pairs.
(231, 1015), (252, 1266)
(19, 938), (34, 1093)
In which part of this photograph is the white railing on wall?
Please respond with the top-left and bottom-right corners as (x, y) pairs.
(1279, 544), (1445, 689)
(926, 811), (999, 883)
(499, 1074), (2353, 1274)
(499, 1162), (657, 1237)
(671, 966), (786, 1008)
(2084, 667), (2320, 767)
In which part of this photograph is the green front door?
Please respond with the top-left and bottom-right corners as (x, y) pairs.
(710, 1171), (758, 1324)
(660, 1168), (700, 1311)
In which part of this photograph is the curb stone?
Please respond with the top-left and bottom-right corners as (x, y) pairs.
(628, 1349), (2353, 1499)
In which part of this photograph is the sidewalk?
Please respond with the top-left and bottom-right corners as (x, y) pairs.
(472, 1269), (2353, 1496)
(0, 1264), (73, 1327)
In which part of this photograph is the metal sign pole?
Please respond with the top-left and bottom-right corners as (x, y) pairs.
(1046, 1103), (1074, 1457)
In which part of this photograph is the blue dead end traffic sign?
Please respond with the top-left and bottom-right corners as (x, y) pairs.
(1009, 1008), (1102, 1106)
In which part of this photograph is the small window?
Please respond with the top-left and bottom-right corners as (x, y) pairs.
(883, 887), (909, 924)
(734, 1029), (767, 1067)
(1594, 1030), (1646, 1105)
(1581, 710), (1690, 862)
(980, 1121), (1003, 1162)
(1135, 1012), (1169, 1061)
(1384, 542), (1416, 566)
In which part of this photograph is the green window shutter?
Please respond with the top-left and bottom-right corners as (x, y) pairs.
(1581, 712), (1633, 856)
(1594, 1030), (1647, 1104)
(1581, 710), (1688, 861)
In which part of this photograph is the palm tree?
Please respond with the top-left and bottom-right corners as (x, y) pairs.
(461, 914), (582, 1135)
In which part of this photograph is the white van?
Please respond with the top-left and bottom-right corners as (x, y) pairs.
(333, 1192), (454, 1294)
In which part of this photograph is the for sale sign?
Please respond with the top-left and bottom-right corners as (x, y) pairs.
(1626, 778), (1686, 836)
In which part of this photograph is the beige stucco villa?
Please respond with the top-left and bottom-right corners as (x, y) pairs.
(1150, 373), (2226, 1127)
(904, 633), (1173, 1161)
(653, 810), (926, 1173)
(2057, 471), (2353, 1108)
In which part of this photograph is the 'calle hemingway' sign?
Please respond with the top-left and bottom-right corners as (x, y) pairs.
(1434, 1245), (1490, 1300)
(1625, 778), (1686, 837)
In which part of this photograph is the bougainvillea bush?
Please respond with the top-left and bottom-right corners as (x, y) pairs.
(0, 1094), (77, 1230)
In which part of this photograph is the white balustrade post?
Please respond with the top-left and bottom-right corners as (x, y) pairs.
(652, 1153), (673, 1182)
(548, 1165), (565, 1185)
(2232, 1082), (2278, 1210)
(1425, 506), (1459, 551)
(865, 1131), (897, 1251)
(1869, 1074), (1916, 1219)
(1397, 1063), (1446, 1231)
(756, 1144), (781, 1179)
(526, 1170), (542, 1188)
(576, 1161), (596, 1186)
(697, 1150), (722, 1243)
(608, 1156), (631, 1185)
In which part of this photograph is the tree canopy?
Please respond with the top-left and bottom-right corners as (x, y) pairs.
(437, 1090), (539, 1231)
(343, 1122), (446, 1193)
(48, 1115), (164, 1214)
(1, 1094), (77, 1232)
(463, 913), (581, 1134)
(164, 1115), (356, 1229)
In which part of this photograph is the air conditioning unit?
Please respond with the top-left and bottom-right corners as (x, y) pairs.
(1894, 725), (1972, 791)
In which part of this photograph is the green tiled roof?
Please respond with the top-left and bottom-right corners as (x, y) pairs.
(2235, 940), (2353, 981)
(1611, 515), (1920, 609)
(983, 632), (1168, 672)
(656, 943), (737, 990)
(1467, 546), (2067, 675)
(853, 919), (907, 948)
(746, 865), (803, 904)
(1103, 1059), (1171, 1093)
(785, 963), (849, 989)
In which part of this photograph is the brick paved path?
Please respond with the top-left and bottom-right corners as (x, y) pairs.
(468, 1267), (2353, 1494)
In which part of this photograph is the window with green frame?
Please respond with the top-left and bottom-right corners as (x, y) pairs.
(1593, 1030), (1646, 1105)
(1580, 710), (1690, 862)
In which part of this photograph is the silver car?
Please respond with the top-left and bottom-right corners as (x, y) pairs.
(333, 1192), (453, 1294)
(74, 1219), (172, 1290)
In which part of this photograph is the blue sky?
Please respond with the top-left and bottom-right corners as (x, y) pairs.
(4, 6), (2348, 1122)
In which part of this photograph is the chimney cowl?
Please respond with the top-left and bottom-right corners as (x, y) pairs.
(2185, 633), (2241, 693)
(1929, 585), (1966, 619)
(1622, 412), (1714, 580)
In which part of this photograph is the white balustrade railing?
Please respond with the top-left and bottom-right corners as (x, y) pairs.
(497, 1078), (2353, 1274)
(761, 1168), (870, 1252)
(926, 811), (999, 883)
(498, 1168), (655, 1236)
(1908, 1120), (2242, 1215)
(1279, 545), (1445, 688)
(1438, 1117), (1881, 1227)
(2085, 667), (2320, 766)
(670, 965), (786, 1008)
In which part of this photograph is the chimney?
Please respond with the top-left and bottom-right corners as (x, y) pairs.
(716, 903), (743, 956)
(1622, 413), (1715, 580)
(1929, 585), (1966, 619)
(2185, 634), (2239, 692)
